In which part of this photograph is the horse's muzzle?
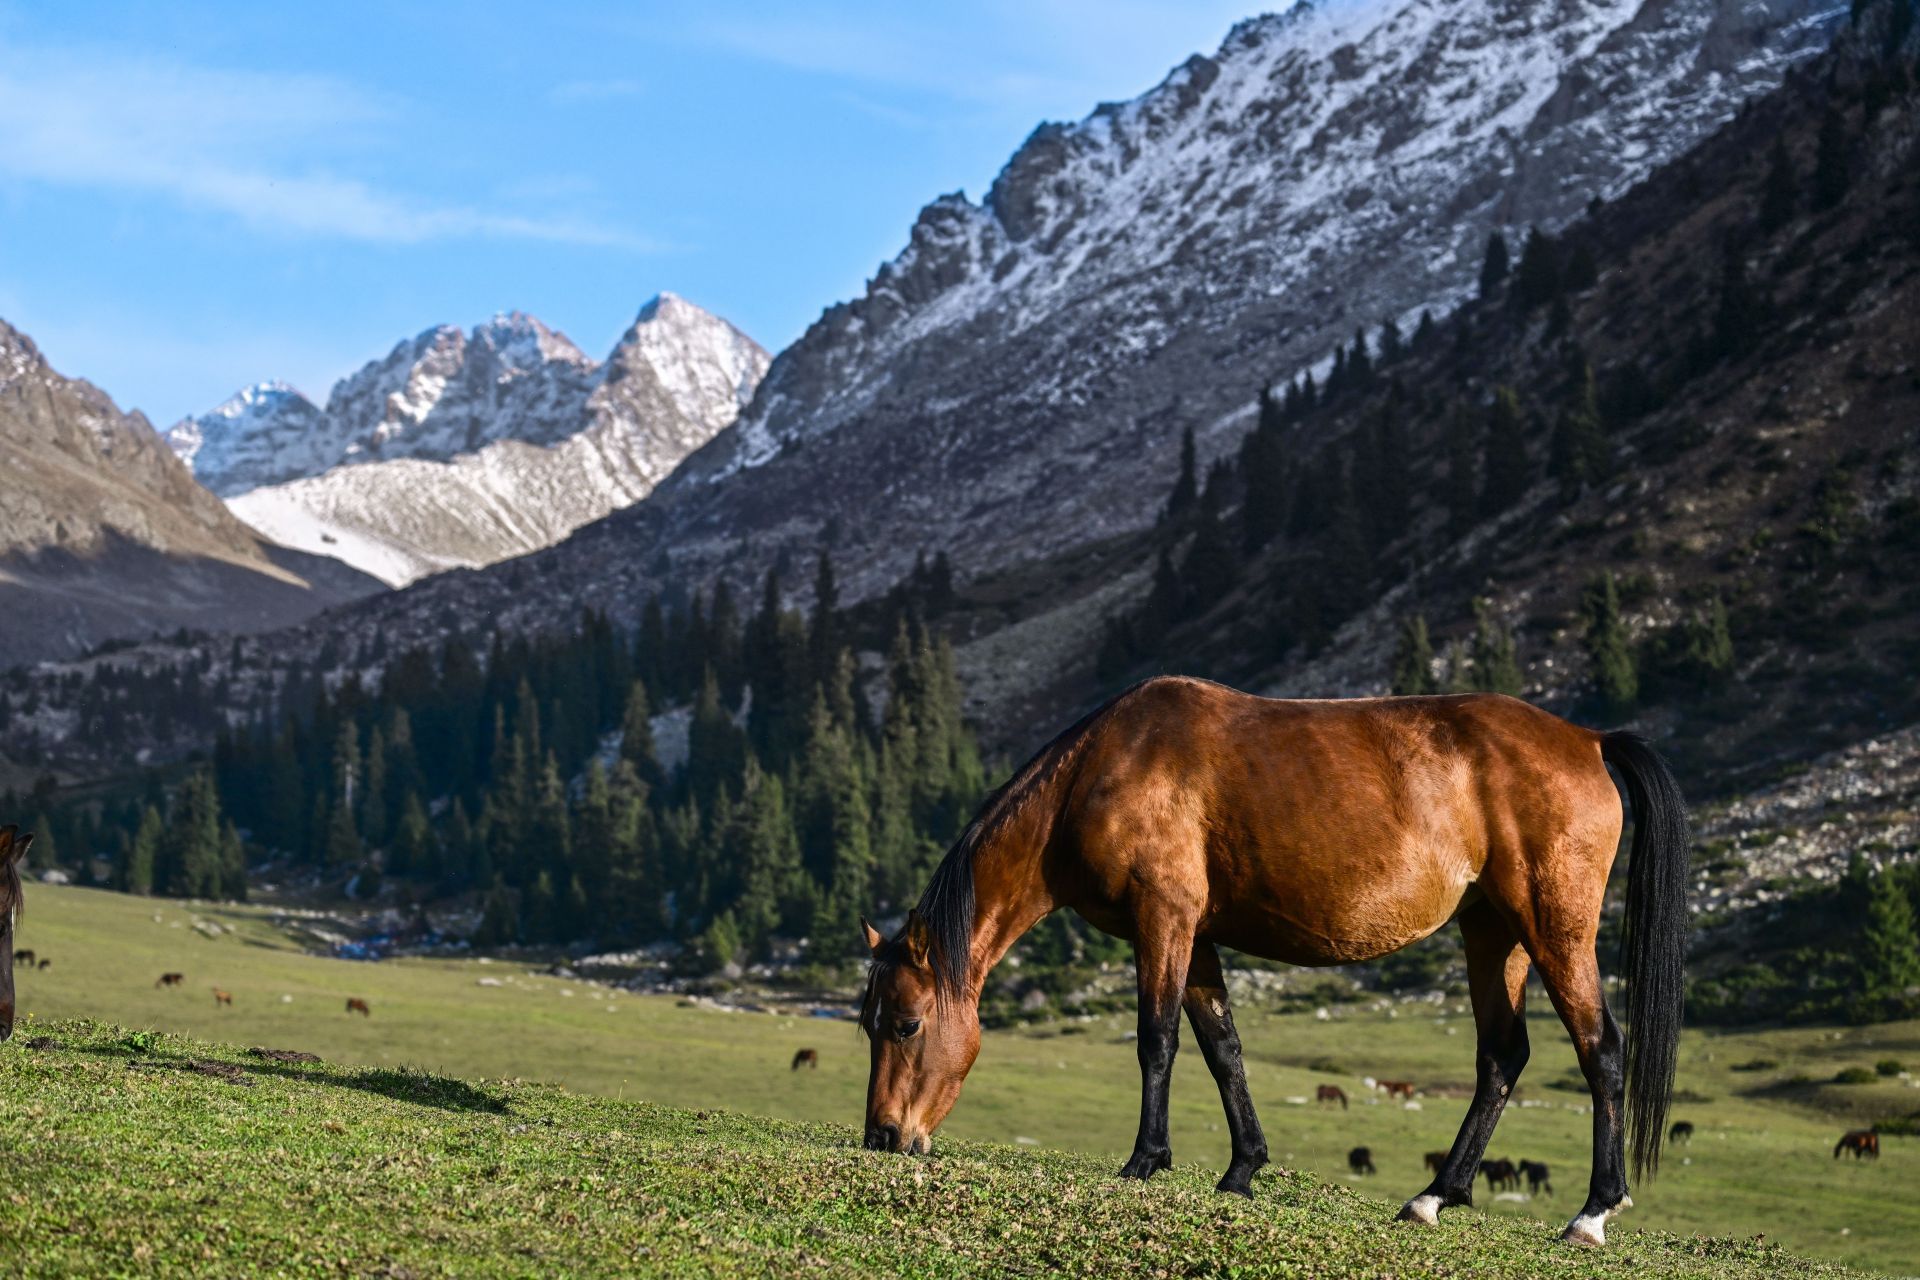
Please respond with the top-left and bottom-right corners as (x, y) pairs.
(864, 1122), (901, 1152)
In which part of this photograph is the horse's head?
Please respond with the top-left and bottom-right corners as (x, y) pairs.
(0, 825), (32, 1042)
(859, 910), (978, 1155)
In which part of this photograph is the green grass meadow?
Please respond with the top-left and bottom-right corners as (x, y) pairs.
(5, 883), (1918, 1275)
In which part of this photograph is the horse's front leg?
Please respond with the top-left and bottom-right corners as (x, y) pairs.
(1118, 923), (1195, 1181)
(1183, 940), (1269, 1197)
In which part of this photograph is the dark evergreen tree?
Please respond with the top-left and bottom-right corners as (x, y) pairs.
(1511, 227), (1561, 310)
(1479, 387), (1531, 516)
(1444, 402), (1478, 538)
(1468, 599), (1523, 695)
(1478, 230), (1510, 300)
(1581, 573), (1638, 713)
(1550, 363), (1609, 493)
(1390, 615), (1437, 695)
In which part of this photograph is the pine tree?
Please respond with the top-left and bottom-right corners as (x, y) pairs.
(1581, 573), (1638, 713)
(1684, 595), (1735, 685)
(1239, 385), (1289, 553)
(520, 870), (560, 944)
(619, 680), (663, 787)
(123, 805), (162, 895)
(1390, 615), (1437, 695)
(1511, 227), (1561, 310)
(1760, 135), (1797, 231)
(1479, 387), (1531, 516)
(1478, 231), (1510, 300)
(1858, 866), (1920, 1016)
(1468, 599), (1523, 695)
(1551, 363), (1609, 493)
(473, 879), (516, 947)
(1164, 426), (1199, 521)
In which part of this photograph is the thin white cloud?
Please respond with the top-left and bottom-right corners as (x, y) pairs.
(0, 44), (656, 249)
(549, 77), (646, 104)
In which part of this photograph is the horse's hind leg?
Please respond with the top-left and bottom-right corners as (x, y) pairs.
(1182, 940), (1269, 1197)
(1398, 901), (1529, 1224)
(1530, 940), (1629, 1245)
(1118, 912), (1197, 1182)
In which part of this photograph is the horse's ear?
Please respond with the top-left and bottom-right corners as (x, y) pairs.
(860, 916), (885, 959)
(0, 826), (14, 859)
(903, 909), (930, 969)
(10, 833), (31, 861)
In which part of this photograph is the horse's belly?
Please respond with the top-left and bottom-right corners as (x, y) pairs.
(1203, 855), (1475, 966)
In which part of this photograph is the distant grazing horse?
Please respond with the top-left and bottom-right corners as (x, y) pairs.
(36, 958), (48, 970)
(856, 681), (1691, 1247)
(1316, 1084), (1348, 1109)
(1424, 1151), (1448, 1174)
(791, 1048), (818, 1071)
(1520, 1159), (1554, 1196)
(345, 998), (371, 1017)
(212, 989), (233, 1007)
(1348, 1146), (1376, 1176)
(1667, 1121), (1694, 1145)
(0, 826), (34, 1043)
(1379, 1080), (1417, 1101)
(1834, 1131), (1879, 1160)
(1482, 1158), (1520, 1193)
(13, 949), (33, 967)
(156, 973), (185, 988)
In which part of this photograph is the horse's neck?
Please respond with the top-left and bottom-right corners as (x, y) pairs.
(961, 777), (1062, 1002)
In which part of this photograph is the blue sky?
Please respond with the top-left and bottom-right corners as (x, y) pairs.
(0, 1), (1257, 426)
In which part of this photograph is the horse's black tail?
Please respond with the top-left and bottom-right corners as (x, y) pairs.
(1602, 731), (1691, 1182)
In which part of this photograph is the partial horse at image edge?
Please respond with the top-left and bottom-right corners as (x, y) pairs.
(858, 678), (1690, 1249)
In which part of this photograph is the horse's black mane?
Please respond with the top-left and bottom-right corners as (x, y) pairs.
(0, 829), (24, 926)
(865, 684), (1140, 1013)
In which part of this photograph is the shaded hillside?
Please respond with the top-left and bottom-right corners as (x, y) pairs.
(981, 3), (1920, 792)
(0, 320), (383, 669)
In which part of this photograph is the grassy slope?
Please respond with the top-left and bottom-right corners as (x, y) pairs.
(9, 883), (1920, 1274)
(0, 1021), (1877, 1280)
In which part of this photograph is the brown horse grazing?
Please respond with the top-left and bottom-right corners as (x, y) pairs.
(1482, 1157), (1520, 1193)
(1379, 1080), (1418, 1100)
(1667, 1120), (1694, 1144)
(13, 949), (33, 966)
(1316, 1084), (1348, 1109)
(1520, 1159), (1554, 1196)
(156, 972), (185, 988)
(858, 679), (1690, 1248)
(212, 989), (233, 1007)
(1423, 1150), (1448, 1174)
(792, 1048), (819, 1071)
(1834, 1130), (1879, 1160)
(1348, 1146), (1376, 1176)
(0, 826), (32, 1043)
(36, 958), (48, 970)
(345, 998), (371, 1017)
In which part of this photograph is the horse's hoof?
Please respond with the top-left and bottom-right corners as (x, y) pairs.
(1396, 1194), (1443, 1225)
(1117, 1150), (1172, 1181)
(1216, 1175), (1255, 1199)
(1561, 1220), (1605, 1248)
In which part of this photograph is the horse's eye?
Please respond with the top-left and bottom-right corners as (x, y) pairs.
(896, 1018), (922, 1040)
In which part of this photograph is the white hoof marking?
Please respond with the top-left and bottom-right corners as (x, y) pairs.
(1401, 1193), (1443, 1224)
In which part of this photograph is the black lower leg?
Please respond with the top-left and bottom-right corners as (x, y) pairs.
(1120, 994), (1180, 1180)
(1407, 1015), (1530, 1213)
(1183, 956), (1269, 1197)
(1577, 1007), (1629, 1220)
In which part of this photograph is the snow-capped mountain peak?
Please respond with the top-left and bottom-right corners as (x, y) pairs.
(169, 296), (770, 587)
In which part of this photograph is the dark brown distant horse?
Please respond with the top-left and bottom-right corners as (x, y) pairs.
(792, 1048), (819, 1071)
(1520, 1159), (1554, 1196)
(1834, 1130), (1879, 1160)
(1348, 1146), (1376, 1176)
(36, 958), (48, 970)
(13, 949), (33, 967)
(156, 972), (185, 988)
(1482, 1157), (1520, 1193)
(345, 998), (371, 1017)
(858, 680), (1690, 1247)
(1667, 1120), (1693, 1144)
(1379, 1080), (1417, 1100)
(1424, 1150), (1448, 1174)
(0, 826), (33, 1043)
(1316, 1084), (1348, 1109)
